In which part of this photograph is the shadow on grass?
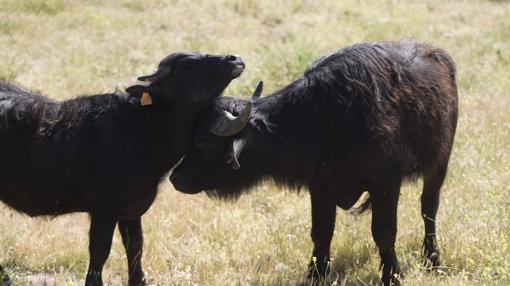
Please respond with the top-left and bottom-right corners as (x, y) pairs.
(249, 249), (380, 286)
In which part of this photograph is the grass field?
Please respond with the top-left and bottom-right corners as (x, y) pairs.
(0, 0), (509, 285)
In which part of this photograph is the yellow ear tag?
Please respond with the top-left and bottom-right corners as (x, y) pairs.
(141, 91), (153, 106)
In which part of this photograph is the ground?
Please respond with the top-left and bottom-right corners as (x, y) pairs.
(0, 0), (509, 285)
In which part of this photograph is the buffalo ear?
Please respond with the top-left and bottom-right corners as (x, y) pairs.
(125, 85), (166, 106)
(229, 137), (246, 170)
(126, 85), (147, 96)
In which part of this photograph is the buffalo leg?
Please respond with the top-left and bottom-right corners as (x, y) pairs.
(371, 183), (402, 286)
(85, 213), (117, 286)
(0, 265), (13, 286)
(118, 218), (146, 286)
(421, 165), (447, 268)
(307, 190), (336, 280)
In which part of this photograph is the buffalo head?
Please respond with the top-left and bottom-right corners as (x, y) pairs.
(126, 52), (245, 106)
(170, 81), (264, 195)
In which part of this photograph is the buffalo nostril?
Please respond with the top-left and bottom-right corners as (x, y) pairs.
(225, 55), (239, 62)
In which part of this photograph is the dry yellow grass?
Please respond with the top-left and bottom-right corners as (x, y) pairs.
(0, 0), (509, 285)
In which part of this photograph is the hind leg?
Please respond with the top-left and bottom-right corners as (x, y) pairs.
(0, 264), (13, 286)
(371, 180), (403, 286)
(421, 165), (448, 268)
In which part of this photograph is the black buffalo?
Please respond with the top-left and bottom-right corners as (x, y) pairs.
(0, 52), (245, 286)
(171, 41), (458, 285)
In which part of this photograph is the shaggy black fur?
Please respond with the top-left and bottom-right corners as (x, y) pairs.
(0, 52), (245, 286)
(171, 40), (458, 286)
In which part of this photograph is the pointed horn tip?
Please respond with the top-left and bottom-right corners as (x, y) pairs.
(137, 76), (154, 82)
(252, 81), (263, 99)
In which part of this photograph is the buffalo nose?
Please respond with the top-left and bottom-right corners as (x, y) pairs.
(225, 54), (241, 62)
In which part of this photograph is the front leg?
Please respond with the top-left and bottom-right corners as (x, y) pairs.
(118, 218), (146, 286)
(85, 212), (117, 286)
(370, 183), (402, 286)
(307, 190), (337, 281)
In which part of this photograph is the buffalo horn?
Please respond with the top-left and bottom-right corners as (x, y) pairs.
(251, 81), (263, 100)
(138, 66), (171, 82)
(211, 102), (251, 137)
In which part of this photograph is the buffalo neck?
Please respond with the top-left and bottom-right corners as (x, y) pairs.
(120, 95), (197, 176)
(246, 75), (337, 188)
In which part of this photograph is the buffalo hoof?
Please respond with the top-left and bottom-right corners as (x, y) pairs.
(84, 271), (103, 286)
(306, 257), (331, 284)
(380, 263), (403, 286)
(128, 276), (147, 286)
(423, 252), (441, 270)
(423, 238), (441, 270)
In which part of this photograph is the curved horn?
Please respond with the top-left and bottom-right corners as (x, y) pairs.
(251, 81), (263, 100)
(137, 66), (171, 82)
(211, 101), (252, 137)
